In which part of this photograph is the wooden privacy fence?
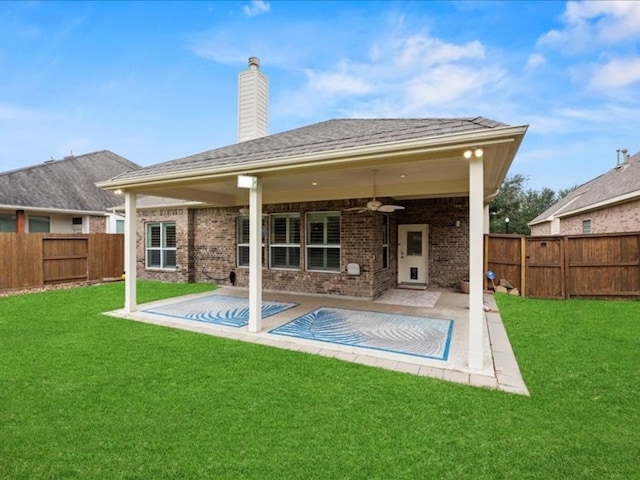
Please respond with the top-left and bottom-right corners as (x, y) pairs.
(0, 233), (124, 291)
(485, 232), (640, 299)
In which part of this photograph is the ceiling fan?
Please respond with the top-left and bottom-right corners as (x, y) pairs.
(344, 170), (405, 213)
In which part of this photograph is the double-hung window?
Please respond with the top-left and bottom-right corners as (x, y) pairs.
(306, 212), (340, 272)
(270, 214), (300, 269)
(237, 216), (266, 267)
(146, 222), (176, 269)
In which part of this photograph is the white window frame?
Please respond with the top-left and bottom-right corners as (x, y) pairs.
(237, 216), (265, 268)
(145, 222), (177, 270)
(269, 213), (301, 270)
(382, 214), (389, 270)
(305, 211), (341, 273)
(582, 219), (591, 234)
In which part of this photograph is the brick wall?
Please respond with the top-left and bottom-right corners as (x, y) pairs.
(530, 222), (551, 236)
(88, 216), (107, 233)
(560, 199), (640, 234)
(398, 197), (469, 288)
(135, 197), (470, 296)
(135, 208), (192, 282)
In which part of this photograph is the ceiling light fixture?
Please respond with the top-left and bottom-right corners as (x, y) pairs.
(464, 148), (484, 159)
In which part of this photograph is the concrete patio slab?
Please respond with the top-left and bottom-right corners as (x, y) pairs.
(104, 286), (529, 395)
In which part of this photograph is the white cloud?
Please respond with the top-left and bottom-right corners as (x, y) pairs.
(243, 1), (270, 18)
(589, 57), (640, 89)
(282, 30), (502, 119)
(538, 0), (640, 51)
(526, 53), (546, 71)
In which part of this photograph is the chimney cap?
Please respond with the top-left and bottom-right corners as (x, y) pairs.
(248, 56), (260, 69)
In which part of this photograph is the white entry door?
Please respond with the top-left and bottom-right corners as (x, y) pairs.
(398, 224), (429, 285)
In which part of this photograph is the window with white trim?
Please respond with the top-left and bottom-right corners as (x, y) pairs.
(582, 219), (591, 234)
(270, 213), (300, 269)
(306, 212), (340, 272)
(146, 222), (176, 269)
(382, 214), (389, 270)
(237, 216), (266, 267)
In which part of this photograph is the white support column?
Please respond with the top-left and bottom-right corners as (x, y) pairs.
(483, 204), (490, 234)
(468, 153), (485, 371)
(124, 192), (137, 313)
(248, 178), (263, 332)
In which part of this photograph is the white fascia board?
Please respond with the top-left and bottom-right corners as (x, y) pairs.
(97, 125), (528, 191)
(0, 204), (108, 216)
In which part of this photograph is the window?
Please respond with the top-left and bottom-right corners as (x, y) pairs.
(237, 216), (265, 267)
(145, 222), (176, 269)
(0, 214), (16, 232)
(306, 212), (340, 272)
(270, 213), (300, 269)
(72, 217), (83, 225)
(582, 219), (591, 234)
(29, 215), (50, 233)
(116, 219), (125, 234)
(382, 214), (389, 269)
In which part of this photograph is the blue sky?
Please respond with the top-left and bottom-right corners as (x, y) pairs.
(1, 1), (638, 191)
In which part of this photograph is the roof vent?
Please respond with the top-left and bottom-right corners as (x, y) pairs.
(616, 148), (630, 168)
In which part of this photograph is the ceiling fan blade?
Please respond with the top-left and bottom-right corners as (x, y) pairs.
(378, 205), (405, 212)
(344, 207), (367, 212)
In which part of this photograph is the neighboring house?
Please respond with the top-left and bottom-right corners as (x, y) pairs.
(529, 151), (640, 236)
(0, 150), (140, 234)
(98, 58), (528, 370)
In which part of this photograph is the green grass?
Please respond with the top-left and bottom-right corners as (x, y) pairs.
(1, 283), (638, 479)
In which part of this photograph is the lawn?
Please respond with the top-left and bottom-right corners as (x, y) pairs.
(1, 282), (638, 479)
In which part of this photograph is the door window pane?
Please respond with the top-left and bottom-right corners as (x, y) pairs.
(407, 231), (422, 256)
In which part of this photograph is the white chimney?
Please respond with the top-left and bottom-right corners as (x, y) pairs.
(238, 56), (268, 143)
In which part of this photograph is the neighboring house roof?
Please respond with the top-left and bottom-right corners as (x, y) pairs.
(0, 150), (140, 214)
(106, 117), (508, 184)
(530, 151), (640, 225)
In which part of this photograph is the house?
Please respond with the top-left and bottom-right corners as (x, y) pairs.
(529, 150), (640, 235)
(98, 58), (528, 370)
(0, 150), (140, 234)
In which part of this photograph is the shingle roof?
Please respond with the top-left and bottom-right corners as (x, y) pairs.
(530, 151), (640, 224)
(106, 117), (509, 183)
(0, 150), (140, 212)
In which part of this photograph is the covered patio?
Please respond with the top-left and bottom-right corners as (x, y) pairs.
(105, 286), (529, 395)
(98, 117), (528, 374)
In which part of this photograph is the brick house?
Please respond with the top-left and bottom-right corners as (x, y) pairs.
(99, 58), (528, 370)
(529, 150), (640, 236)
(0, 150), (139, 233)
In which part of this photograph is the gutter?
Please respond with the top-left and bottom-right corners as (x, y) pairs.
(0, 204), (110, 216)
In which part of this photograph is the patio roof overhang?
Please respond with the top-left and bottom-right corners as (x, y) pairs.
(98, 125), (528, 206)
(105, 121), (528, 374)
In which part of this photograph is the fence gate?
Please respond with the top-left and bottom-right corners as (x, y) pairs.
(525, 236), (564, 299)
(42, 237), (89, 285)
